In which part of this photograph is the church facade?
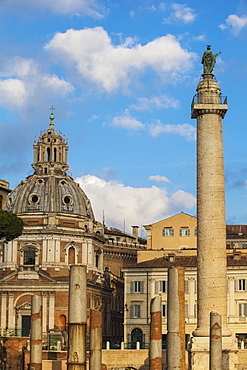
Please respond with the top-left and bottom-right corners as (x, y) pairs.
(0, 113), (124, 366)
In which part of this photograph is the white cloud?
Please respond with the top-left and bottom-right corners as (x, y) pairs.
(45, 27), (196, 92)
(75, 174), (196, 232)
(219, 14), (247, 35)
(149, 121), (196, 141)
(2, 0), (106, 19)
(149, 175), (171, 183)
(131, 95), (179, 111)
(0, 57), (74, 110)
(171, 189), (195, 208)
(164, 3), (196, 24)
(111, 112), (145, 131)
(0, 79), (26, 108)
(193, 34), (205, 41)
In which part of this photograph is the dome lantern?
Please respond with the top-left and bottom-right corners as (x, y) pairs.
(32, 107), (69, 176)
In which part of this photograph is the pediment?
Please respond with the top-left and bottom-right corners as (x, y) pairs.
(16, 301), (31, 310)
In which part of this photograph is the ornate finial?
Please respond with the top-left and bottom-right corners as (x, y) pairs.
(49, 106), (55, 129)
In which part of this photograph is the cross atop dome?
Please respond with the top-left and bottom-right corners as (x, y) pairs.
(49, 106), (55, 129)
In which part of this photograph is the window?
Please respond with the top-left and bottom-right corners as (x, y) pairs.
(194, 228), (197, 237)
(184, 280), (189, 293)
(239, 303), (247, 317)
(162, 228), (174, 237)
(116, 237), (121, 242)
(162, 304), (167, 318)
(24, 250), (35, 265)
(130, 304), (141, 318)
(242, 244), (247, 249)
(131, 281), (144, 293)
(156, 280), (167, 293)
(180, 228), (190, 237)
(237, 279), (247, 291)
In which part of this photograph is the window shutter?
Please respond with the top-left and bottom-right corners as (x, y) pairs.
(130, 281), (134, 294)
(155, 281), (159, 294)
(239, 303), (242, 317)
(245, 280), (247, 291)
(140, 281), (144, 293)
(235, 279), (239, 292)
(130, 305), (134, 318)
(184, 280), (189, 293)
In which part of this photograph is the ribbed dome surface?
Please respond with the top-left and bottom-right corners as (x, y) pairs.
(6, 174), (94, 218)
(6, 114), (94, 219)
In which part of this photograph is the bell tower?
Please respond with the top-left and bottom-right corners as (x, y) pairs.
(32, 109), (69, 176)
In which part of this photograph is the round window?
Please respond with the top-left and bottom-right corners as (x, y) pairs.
(29, 194), (39, 204)
(63, 195), (72, 205)
(31, 195), (39, 203)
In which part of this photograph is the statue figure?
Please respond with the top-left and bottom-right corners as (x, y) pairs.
(201, 45), (221, 73)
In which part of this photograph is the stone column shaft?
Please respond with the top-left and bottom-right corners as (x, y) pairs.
(149, 296), (162, 370)
(167, 267), (185, 370)
(210, 312), (222, 370)
(48, 292), (55, 329)
(89, 309), (102, 370)
(192, 73), (229, 337)
(8, 293), (15, 330)
(41, 293), (47, 334)
(1, 293), (7, 335)
(67, 265), (87, 370)
(29, 295), (42, 370)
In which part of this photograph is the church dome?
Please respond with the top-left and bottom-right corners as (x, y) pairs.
(6, 111), (94, 219)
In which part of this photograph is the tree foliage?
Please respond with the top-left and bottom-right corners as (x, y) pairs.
(0, 210), (24, 242)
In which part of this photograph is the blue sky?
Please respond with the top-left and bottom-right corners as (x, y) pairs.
(1, 0), (247, 233)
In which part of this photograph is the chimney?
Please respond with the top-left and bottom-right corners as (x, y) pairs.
(131, 226), (139, 243)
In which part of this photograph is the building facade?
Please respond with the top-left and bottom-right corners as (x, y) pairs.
(124, 213), (247, 350)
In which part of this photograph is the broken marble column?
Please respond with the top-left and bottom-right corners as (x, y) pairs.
(210, 312), (222, 370)
(167, 266), (185, 369)
(149, 296), (162, 370)
(29, 295), (42, 370)
(67, 265), (87, 370)
(89, 309), (102, 370)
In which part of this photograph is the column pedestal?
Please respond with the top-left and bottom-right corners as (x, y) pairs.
(188, 335), (238, 370)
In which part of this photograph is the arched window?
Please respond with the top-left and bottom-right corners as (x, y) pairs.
(54, 148), (57, 162)
(58, 315), (66, 331)
(46, 148), (50, 161)
(68, 247), (75, 264)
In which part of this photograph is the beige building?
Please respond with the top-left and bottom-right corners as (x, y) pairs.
(123, 213), (247, 350)
(144, 212), (197, 251)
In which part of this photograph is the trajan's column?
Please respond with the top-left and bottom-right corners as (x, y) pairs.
(188, 46), (237, 369)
